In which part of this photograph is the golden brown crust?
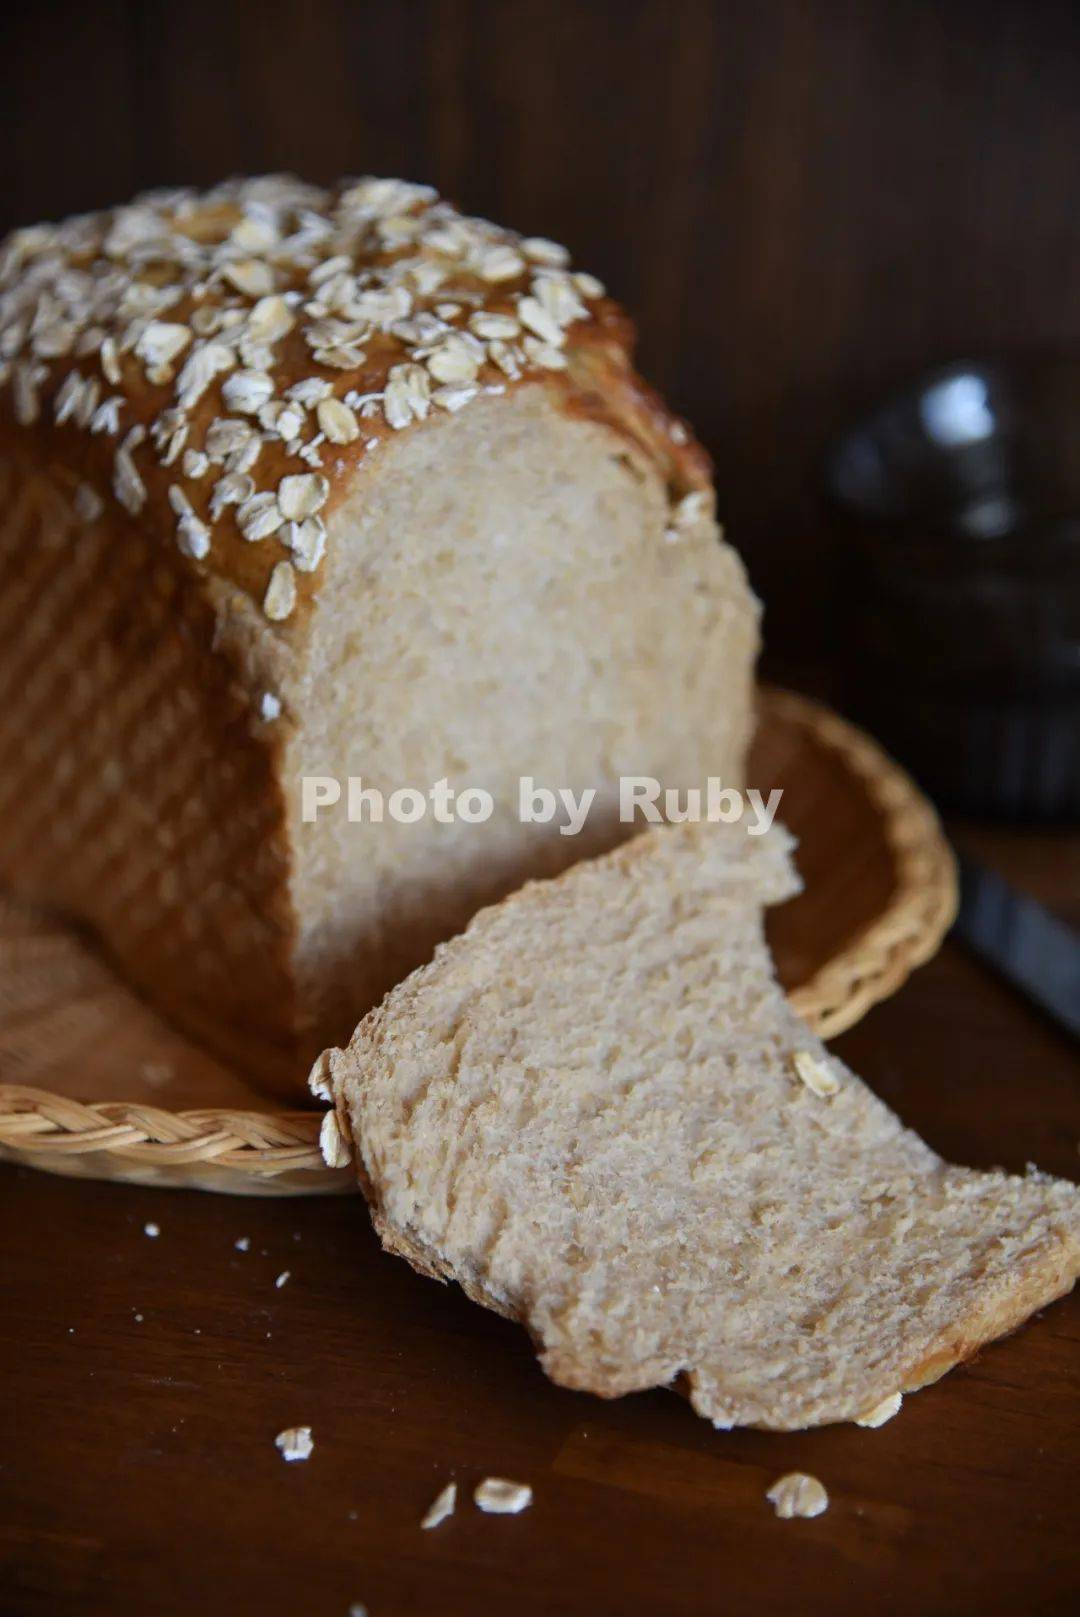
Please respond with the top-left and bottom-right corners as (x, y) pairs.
(892, 1233), (1080, 1397)
(0, 448), (305, 1093)
(560, 310), (713, 493)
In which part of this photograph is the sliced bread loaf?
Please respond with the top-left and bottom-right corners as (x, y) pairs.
(0, 176), (757, 1093)
(320, 821), (1080, 1430)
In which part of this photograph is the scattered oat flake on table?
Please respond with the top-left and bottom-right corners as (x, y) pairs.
(143, 1222), (160, 1238)
(275, 1270), (290, 1288)
(474, 1478), (532, 1515)
(275, 1426), (314, 1462)
(766, 1472), (829, 1519)
(235, 1237), (250, 1252)
(421, 1481), (457, 1530)
(855, 1391), (903, 1428)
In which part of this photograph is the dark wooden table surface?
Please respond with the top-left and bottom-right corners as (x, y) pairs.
(3, 822), (1078, 1617)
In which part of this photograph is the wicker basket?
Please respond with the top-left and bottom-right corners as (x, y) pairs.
(0, 690), (957, 1195)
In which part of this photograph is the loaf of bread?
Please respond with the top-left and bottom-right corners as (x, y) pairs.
(0, 177), (758, 1091)
(319, 821), (1080, 1430)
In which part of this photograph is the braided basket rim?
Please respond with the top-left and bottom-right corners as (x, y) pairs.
(0, 689), (957, 1193)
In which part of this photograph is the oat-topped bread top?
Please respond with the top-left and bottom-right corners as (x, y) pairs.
(0, 174), (705, 631)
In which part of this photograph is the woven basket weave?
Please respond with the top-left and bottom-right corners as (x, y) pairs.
(0, 690), (957, 1195)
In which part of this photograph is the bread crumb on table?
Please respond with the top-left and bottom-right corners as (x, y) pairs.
(143, 1221), (160, 1238)
(766, 1472), (829, 1519)
(139, 1062), (174, 1088)
(855, 1391), (903, 1427)
(474, 1478), (533, 1515)
(420, 1481), (457, 1529)
(275, 1426), (314, 1463)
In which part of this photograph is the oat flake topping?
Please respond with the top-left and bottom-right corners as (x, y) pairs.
(0, 175), (606, 623)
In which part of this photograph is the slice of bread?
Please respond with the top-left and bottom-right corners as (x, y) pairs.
(321, 822), (1080, 1430)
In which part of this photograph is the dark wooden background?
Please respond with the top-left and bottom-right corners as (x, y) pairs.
(2, 8), (1079, 1613)
(3, 0), (1079, 658)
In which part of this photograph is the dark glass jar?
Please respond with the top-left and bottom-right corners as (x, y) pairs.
(827, 359), (1080, 820)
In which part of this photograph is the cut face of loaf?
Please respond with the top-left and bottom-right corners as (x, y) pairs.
(287, 388), (755, 1053)
(324, 822), (1080, 1431)
(0, 177), (758, 1091)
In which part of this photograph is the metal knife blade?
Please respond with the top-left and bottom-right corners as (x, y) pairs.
(955, 855), (1080, 1042)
